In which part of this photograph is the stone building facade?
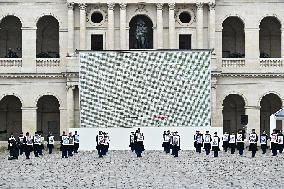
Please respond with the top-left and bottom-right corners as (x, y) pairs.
(0, 0), (284, 140)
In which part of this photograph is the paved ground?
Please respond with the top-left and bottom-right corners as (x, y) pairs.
(0, 150), (283, 189)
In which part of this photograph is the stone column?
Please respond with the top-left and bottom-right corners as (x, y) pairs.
(60, 108), (68, 134)
(196, 3), (204, 49)
(156, 3), (164, 49)
(120, 3), (127, 49)
(79, 3), (87, 50)
(67, 2), (74, 56)
(67, 85), (75, 129)
(22, 27), (36, 72)
(22, 107), (37, 135)
(245, 28), (259, 68)
(281, 28), (284, 58)
(107, 3), (115, 50)
(168, 3), (176, 49)
(245, 106), (261, 137)
(209, 3), (216, 50)
(211, 77), (217, 127)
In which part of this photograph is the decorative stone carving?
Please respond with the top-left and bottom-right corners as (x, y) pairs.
(196, 3), (203, 10)
(209, 2), (216, 10)
(168, 3), (175, 10)
(67, 2), (74, 10)
(79, 3), (87, 10)
(156, 3), (163, 10)
(86, 4), (107, 26)
(120, 3), (127, 10)
(135, 3), (148, 12)
(107, 3), (115, 10)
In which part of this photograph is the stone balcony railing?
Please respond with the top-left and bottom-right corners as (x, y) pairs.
(36, 58), (60, 67)
(222, 58), (245, 67)
(0, 58), (22, 67)
(260, 58), (283, 67)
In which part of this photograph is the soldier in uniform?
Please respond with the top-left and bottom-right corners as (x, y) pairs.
(229, 132), (236, 154)
(23, 132), (33, 159)
(47, 132), (54, 154)
(211, 132), (220, 157)
(33, 132), (41, 157)
(171, 131), (180, 157)
(102, 132), (110, 156)
(73, 131), (80, 153)
(129, 132), (135, 152)
(68, 132), (74, 157)
(260, 131), (268, 154)
(134, 128), (144, 157)
(222, 132), (229, 152)
(270, 129), (278, 156)
(96, 131), (104, 158)
(236, 130), (245, 156)
(61, 131), (68, 158)
(203, 131), (212, 155)
(162, 130), (171, 154)
(277, 130), (284, 153)
(248, 129), (258, 157)
(38, 131), (44, 156)
(195, 131), (203, 153)
(18, 132), (24, 155)
(8, 133), (19, 160)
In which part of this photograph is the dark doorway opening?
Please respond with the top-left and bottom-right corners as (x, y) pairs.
(179, 34), (191, 49)
(91, 35), (103, 51)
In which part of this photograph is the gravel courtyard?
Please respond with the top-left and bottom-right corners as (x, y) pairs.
(0, 150), (283, 189)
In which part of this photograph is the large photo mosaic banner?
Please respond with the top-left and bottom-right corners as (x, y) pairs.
(80, 51), (211, 128)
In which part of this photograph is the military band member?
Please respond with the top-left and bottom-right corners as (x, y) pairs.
(23, 132), (33, 159)
(8, 133), (19, 160)
(203, 131), (212, 155)
(33, 132), (41, 157)
(129, 132), (135, 152)
(277, 130), (284, 153)
(195, 131), (203, 153)
(171, 131), (180, 157)
(211, 132), (220, 157)
(248, 129), (258, 158)
(162, 130), (171, 154)
(236, 130), (245, 156)
(61, 131), (68, 158)
(73, 131), (80, 153)
(270, 129), (278, 156)
(222, 132), (229, 152)
(67, 132), (74, 157)
(47, 132), (55, 154)
(102, 132), (110, 156)
(134, 128), (144, 157)
(96, 131), (104, 158)
(18, 132), (24, 155)
(38, 131), (44, 156)
(260, 131), (268, 154)
(229, 132), (236, 154)
(194, 130), (199, 151)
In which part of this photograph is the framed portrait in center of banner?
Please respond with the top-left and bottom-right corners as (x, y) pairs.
(204, 135), (211, 143)
(249, 134), (257, 143)
(229, 135), (235, 143)
(62, 136), (69, 145)
(48, 136), (54, 145)
(212, 137), (218, 146)
(172, 136), (180, 146)
(260, 136), (266, 144)
(236, 134), (243, 142)
(27, 137), (33, 145)
(74, 135), (80, 143)
(271, 134), (277, 143)
(223, 134), (229, 141)
(196, 136), (203, 144)
(34, 135), (41, 144)
(278, 135), (284, 144)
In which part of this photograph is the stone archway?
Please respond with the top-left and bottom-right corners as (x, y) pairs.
(36, 15), (59, 58)
(222, 94), (245, 134)
(222, 16), (245, 58)
(129, 15), (153, 49)
(0, 95), (22, 140)
(0, 16), (22, 58)
(260, 93), (282, 135)
(37, 95), (60, 140)
(259, 16), (281, 58)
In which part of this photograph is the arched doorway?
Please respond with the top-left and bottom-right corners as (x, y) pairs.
(259, 17), (281, 58)
(37, 95), (60, 140)
(0, 95), (22, 140)
(129, 15), (153, 49)
(223, 94), (245, 134)
(36, 15), (59, 58)
(260, 93), (282, 135)
(0, 16), (22, 58)
(222, 17), (245, 58)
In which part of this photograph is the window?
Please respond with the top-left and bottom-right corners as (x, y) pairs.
(91, 35), (103, 51)
(179, 35), (191, 49)
(91, 12), (103, 24)
(179, 12), (191, 24)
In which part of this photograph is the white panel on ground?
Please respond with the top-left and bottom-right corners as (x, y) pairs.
(69, 127), (223, 151)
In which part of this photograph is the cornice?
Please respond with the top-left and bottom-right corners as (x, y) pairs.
(0, 72), (78, 79)
(212, 72), (284, 78)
